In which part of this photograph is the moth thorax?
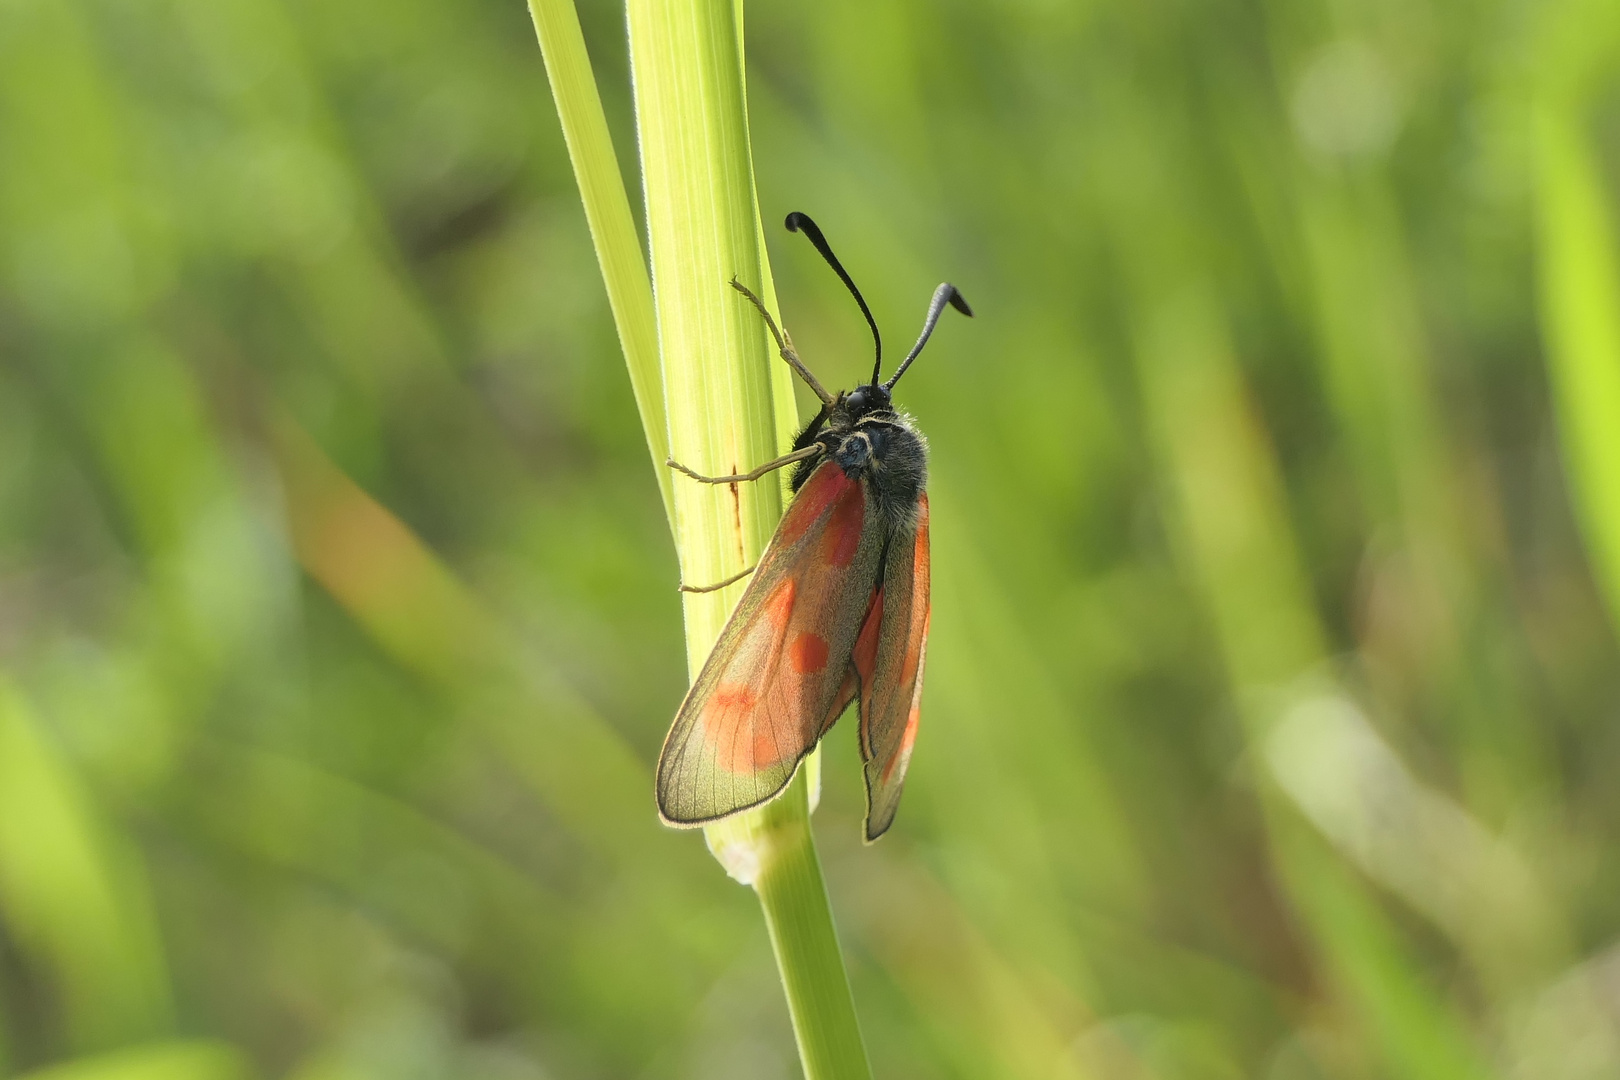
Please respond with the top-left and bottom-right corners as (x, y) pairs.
(835, 428), (886, 476)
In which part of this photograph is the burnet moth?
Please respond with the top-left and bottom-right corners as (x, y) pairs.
(656, 211), (972, 842)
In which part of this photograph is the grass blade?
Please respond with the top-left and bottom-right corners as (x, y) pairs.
(526, 0), (671, 524)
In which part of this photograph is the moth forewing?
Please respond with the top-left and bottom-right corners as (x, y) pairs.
(655, 462), (887, 826)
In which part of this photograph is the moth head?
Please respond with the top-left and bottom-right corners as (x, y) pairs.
(842, 383), (891, 417)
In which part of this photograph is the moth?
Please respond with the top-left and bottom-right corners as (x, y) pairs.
(656, 211), (972, 842)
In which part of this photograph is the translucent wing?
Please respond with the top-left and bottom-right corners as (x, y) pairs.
(856, 495), (931, 841)
(657, 462), (886, 825)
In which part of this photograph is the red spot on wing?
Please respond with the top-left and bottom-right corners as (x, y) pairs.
(819, 483), (866, 566)
(704, 682), (797, 773)
(790, 632), (829, 674)
(711, 684), (755, 712)
(764, 578), (795, 627)
(777, 464), (850, 546)
(703, 683), (754, 773)
(751, 727), (787, 770)
(696, 579), (799, 775)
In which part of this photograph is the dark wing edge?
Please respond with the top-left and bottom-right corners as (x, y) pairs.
(859, 496), (931, 842)
(656, 463), (885, 827)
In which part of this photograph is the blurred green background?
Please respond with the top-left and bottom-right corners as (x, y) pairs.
(4, 0), (1620, 1076)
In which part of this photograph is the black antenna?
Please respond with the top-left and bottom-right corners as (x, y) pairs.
(883, 284), (972, 391)
(785, 212), (883, 385)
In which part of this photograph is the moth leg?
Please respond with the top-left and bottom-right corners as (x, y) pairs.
(730, 279), (835, 405)
(678, 563), (756, 594)
(666, 443), (820, 485)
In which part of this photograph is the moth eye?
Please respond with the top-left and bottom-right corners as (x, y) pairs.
(846, 389), (869, 412)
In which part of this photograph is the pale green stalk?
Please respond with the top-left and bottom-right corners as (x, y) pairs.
(529, 0), (872, 1075)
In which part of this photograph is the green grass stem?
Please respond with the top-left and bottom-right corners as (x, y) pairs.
(532, 0), (872, 1074)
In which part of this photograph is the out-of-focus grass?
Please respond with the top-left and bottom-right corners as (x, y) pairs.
(1, 0), (1618, 1076)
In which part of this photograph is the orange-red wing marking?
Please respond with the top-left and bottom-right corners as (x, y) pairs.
(656, 462), (886, 825)
(857, 495), (930, 841)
